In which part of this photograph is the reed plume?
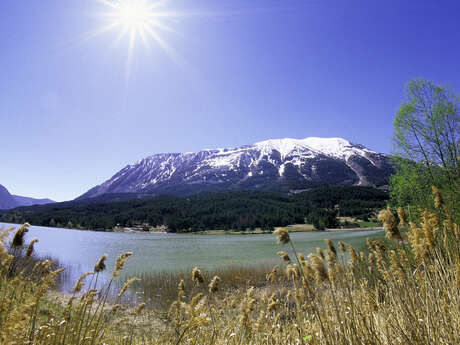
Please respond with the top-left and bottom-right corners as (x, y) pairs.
(192, 267), (204, 284)
(302, 262), (314, 281)
(25, 238), (38, 258)
(94, 254), (107, 272)
(11, 223), (29, 248)
(73, 272), (94, 293)
(328, 267), (336, 283)
(112, 252), (132, 278)
(316, 247), (325, 260)
(397, 207), (408, 227)
(347, 244), (360, 265)
(378, 207), (402, 241)
(325, 239), (337, 267)
(372, 240), (386, 252)
(266, 265), (278, 282)
(135, 302), (146, 315)
(325, 239), (337, 256)
(1, 211), (459, 345)
(421, 210), (436, 249)
(208, 275), (221, 293)
(273, 228), (290, 244)
(119, 277), (141, 297)
(267, 293), (279, 312)
(432, 185), (444, 209)
(407, 222), (425, 260)
(285, 264), (298, 280)
(190, 293), (204, 308)
(178, 279), (185, 292)
(307, 253), (328, 283)
(277, 251), (291, 262)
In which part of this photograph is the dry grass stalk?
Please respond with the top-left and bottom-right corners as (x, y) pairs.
(119, 277), (141, 297)
(112, 252), (132, 278)
(25, 238), (39, 258)
(94, 254), (107, 272)
(208, 275), (221, 293)
(378, 207), (403, 241)
(11, 223), (29, 248)
(397, 207), (408, 227)
(192, 267), (204, 284)
(277, 251), (291, 262)
(273, 228), (290, 244)
(73, 272), (94, 293)
(0, 186), (458, 345)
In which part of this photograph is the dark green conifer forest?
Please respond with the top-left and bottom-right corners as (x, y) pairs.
(0, 186), (387, 232)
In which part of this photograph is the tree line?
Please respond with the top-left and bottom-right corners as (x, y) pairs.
(0, 186), (388, 232)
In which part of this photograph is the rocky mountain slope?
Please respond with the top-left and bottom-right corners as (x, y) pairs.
(79, 137), (393, 199)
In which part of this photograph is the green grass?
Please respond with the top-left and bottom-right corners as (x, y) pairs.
(357, 220), (381, 228)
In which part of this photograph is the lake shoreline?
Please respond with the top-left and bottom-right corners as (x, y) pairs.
(326, 226), (383, 232)
(188, 226), (383, 235)
(2, 222), (382, 235)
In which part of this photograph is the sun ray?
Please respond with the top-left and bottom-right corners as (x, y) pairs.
(126, 26), (136, 79)
(143, 25), (183, 68)
(98, 0), (120, 10)
(139, 25), (150, 50)
(149, 19), (176, 34)
(97, 0), (181, 51)
(91, 0), (214, 84)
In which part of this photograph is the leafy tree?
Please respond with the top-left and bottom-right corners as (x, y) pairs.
(392, 78), (460, 216)
(306, 209), (339, 230)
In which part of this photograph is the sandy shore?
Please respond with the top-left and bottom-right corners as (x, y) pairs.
(114, 226), (383, 235)
(325, 226), (383, 232)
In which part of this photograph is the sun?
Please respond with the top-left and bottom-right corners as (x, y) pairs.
(94, 0), (183, 78)
(98, 0), (176, 51)
(106, 0), (157, 33)
(116, 2), (150, 28)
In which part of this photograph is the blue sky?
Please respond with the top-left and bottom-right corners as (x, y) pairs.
(1, 0), (460, 201)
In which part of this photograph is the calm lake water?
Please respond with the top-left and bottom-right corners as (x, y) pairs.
(1, 223), (383, 290)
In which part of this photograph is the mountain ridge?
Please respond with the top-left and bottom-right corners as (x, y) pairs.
(0, 184), (55, 210)
(79, 137), (394, 199)
(0, 184), (18, 210)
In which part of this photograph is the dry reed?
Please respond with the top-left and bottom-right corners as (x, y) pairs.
(0, 185), (458, 345)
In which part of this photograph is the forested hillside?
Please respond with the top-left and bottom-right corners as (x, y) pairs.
(0, 186), (388, 231)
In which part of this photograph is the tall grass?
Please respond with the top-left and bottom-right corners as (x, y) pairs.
(0, 186), (459, 344)
(134, 264), (274, 311)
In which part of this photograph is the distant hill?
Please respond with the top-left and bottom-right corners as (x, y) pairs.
(12, 195), (56, 207)
(0, 184), (55, 210)
(0, 184), (19, 210)
(78, 137), (394, 200)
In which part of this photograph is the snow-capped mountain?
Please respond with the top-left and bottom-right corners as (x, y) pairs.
(79, 137), (393, 199)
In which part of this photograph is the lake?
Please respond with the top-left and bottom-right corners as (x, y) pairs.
(1, 223), (383, 291)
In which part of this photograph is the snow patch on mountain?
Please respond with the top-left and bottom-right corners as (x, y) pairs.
(78, 136), (392, 199)
(255, 137), (373, 161)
